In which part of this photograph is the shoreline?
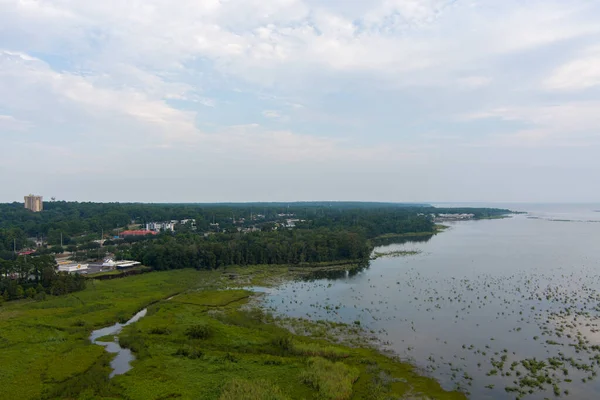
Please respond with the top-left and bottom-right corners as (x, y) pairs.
(0, 226), (467, 399)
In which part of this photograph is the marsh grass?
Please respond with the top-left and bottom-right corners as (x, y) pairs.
(186, 324), (213, 339)
(0, 269), (201, 399)
(300, 357), (359, 400)
(290, 340), (350, 359)
(113, 291), (465, 400)
(0, 268), (465, 400)
(219, 378), (290, 400)
(148, 326), (170, 335)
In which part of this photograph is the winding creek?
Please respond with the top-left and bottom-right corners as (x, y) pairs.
(87, 204), (600, 399)
(89, 308), (148, 378)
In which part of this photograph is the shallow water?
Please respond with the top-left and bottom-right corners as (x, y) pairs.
(89, 308), (148, 378)
(260, 204), (600, 399)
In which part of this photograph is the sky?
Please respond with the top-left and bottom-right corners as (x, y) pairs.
(1, 0), (599, 203)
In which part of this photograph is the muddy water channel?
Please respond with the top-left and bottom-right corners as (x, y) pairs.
(260, 204), (600, 399)
(89, 308), (148, 378)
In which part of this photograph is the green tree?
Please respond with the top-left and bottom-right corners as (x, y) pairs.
(50, 245), (64, 254)
(36, 283), (44, 294)
(15, 256), (32, 281)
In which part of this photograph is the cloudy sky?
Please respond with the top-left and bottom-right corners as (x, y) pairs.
(1, 0), (599, 203)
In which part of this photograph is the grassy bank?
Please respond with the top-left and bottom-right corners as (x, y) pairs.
(86, 266), (152, 279)
(373, 231), (436, 240)
(371, 250), (421, 259)
(0, 269), (201, 399)
(0, 267), (465, 400)
(371, 224), (447, 242)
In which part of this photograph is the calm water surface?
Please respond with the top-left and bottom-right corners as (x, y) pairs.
(260, 204), (600, 399)
(90, 308), (148, 378)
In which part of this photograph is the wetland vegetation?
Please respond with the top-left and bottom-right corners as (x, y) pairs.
(0, 267), (465, 400)
(261, 207), (600, 399)
(0, 201), (517, 399)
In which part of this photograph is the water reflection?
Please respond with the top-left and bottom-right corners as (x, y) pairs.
(260, 213), (600, 400)
(300, 236), (434, 282)
(90, 308), (148, 378)
(371, 234), (434, 247)
(300, 262), (370, 281)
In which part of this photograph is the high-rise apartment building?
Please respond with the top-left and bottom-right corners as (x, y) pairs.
(24, 194), (43, 212)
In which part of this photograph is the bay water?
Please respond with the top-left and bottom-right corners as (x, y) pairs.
(260, 204), (600, 399)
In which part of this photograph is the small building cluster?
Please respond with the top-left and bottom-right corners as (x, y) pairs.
(145, 221), (175, 232)
(236, 226), (261, 233)
(283, 219), (302, 228)
(435, 213), (475, 221)
(55, 258), (142, 274)
(145, 219), (196, 232)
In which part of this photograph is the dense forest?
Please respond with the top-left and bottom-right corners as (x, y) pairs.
(0, 201), (430, 236)
(0, 201), (512, 302)
(0, 201), (511, 271)
(0, 201), (510, 260)
(126, 229), (371, 270)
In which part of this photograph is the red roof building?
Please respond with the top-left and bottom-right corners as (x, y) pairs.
(120, 230), (158, 237)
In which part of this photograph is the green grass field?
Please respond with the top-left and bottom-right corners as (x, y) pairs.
(0, 268), (465, 400)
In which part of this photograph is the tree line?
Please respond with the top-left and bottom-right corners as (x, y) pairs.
(124, 229), (371, 270)
(0, 255), (86, 302)
(0, 201), (510, 258)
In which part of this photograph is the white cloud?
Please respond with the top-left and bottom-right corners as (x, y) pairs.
(0, 50), (198, 140)
(3, 0), (598, 87)
(262, 109), (290, 121)
(456, 76), (492, 88)
(262, 110), (281, 118)
(472, 2), (600, 55)
(0, 115), (31, 131)
(0, 49), (398, 167)
(544, 46), (600, 91)
(2, 0), (600, 201)
(464, 102), (600, 147)
(362, 0), (456, 30)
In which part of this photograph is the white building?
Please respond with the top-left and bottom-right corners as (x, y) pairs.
(145, 221), (175, 232)
(58, 263), (88, 273)
(146, 219), (196, 232)
(102, 258), (141, 269)
(284, 219), (304, 228)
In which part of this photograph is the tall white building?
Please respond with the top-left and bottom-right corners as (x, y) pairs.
(24, 194), (43, 212)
